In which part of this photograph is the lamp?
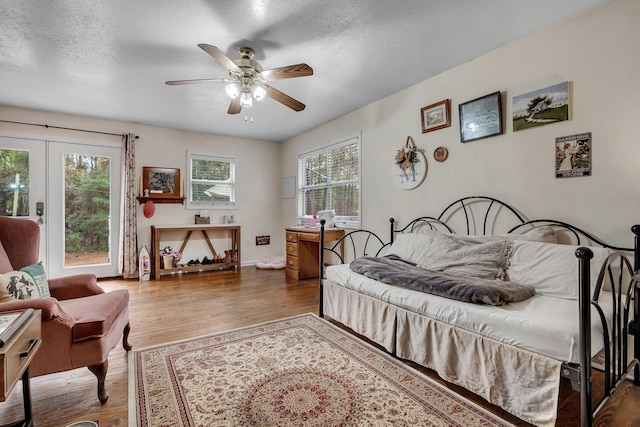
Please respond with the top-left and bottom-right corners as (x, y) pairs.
(240, 91), (253, 108)
(252, 85), (266, 101)
(225, 82), (241, 99)
(227, 80), (265, 109)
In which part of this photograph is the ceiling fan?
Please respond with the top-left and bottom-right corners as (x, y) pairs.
(166, 44), (313, 114)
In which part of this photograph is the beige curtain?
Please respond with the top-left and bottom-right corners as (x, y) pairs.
(119, 133), (138, 278)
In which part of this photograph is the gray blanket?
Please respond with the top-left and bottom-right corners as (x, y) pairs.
(350, 255), (535, 306)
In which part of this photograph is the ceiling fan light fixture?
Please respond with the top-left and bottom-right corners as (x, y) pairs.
(240, 91), (253, 108)
(225, 82), (241, 99)
(252, 85), (266, 101)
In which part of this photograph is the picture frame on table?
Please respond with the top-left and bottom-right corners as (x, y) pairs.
(458, 91), (503, 143)
(142, 167), (181, 198)
(420, 99), (451, 133)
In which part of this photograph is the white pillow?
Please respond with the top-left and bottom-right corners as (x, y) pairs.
(387, 232), (512, 280)
(386, 233), (432, 264)
(423, 226), (558, 244)
(415, 232), (512, 280)
(507, 241), (611, 300)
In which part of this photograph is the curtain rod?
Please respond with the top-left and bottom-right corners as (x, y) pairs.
(0, 119), (139, 139)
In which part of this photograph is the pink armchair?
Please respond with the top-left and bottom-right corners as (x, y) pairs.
(0, 216), (131, 404)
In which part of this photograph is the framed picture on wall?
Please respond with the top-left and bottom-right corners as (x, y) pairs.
(555, 132), (591, 178)
(142, 166), (181, 198)
(513, 81), (570, 132)
(420, 99), (451, 133)
(458, 91), (503, 143)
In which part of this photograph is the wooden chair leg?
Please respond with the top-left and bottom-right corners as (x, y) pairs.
(88, 361), (109, 404)
(122, 322), (132, 351)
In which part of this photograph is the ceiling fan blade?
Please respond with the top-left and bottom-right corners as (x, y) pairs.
(227, 95), (242, 114)
(198, 44), (242, 74)
(264, 85), (306, 111)
(261, 63), (313, 81)
(165, 78), (229, 86)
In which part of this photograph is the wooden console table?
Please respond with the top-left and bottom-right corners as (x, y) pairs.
(151, 224), (241, 279)
(285, 227), (345, 280)
(1, 309), (41, 427)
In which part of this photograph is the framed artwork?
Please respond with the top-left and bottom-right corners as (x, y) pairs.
(143, 167), (181, 198)
(433, 146), (449, 162)
(513, 81), (570, 132)
(458, 91), (503, 143)
(420, 99), (451, 133)
(555, 132), (591, 178)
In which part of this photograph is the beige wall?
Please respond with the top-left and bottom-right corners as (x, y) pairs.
(281, 0), (640, 247)
(0, 106), (282, 266)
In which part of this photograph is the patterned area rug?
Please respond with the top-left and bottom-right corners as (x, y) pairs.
(129, 313), (513, 426)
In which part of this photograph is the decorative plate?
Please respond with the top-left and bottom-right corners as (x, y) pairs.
(434, 146), (449, 162)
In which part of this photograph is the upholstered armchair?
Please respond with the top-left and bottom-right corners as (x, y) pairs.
(0, 216), (131, 404)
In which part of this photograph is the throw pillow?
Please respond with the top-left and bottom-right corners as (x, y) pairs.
(387, 232), (513, 280)
(507, 241), (611, 300)
(0, 262), (51, 302)
(415, 233), (513, 280)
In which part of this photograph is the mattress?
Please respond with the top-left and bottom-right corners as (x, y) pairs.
(325, 263), (612, 364)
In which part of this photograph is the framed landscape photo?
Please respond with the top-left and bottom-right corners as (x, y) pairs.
(143, 167), (181, 198)
(420, 99), (451, 133)
(513, 81), (570, 132)
(458, 91), (503, 143)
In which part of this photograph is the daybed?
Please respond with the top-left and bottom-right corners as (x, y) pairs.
(318, 196), (639, 427)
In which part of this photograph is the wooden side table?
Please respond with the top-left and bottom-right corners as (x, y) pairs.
(0, 309), (42, 427)
(150, 224), (241, 279)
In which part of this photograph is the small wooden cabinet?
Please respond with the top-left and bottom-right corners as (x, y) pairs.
(1, 309), (41, 427)
(285, 227), (345, 280)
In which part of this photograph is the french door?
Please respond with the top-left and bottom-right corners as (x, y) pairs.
(0, 136), (122, 278)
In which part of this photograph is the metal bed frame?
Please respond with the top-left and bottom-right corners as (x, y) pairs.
(319, 196), (640, 427)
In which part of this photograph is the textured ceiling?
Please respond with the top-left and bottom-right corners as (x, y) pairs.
(0, 0), (608, 142)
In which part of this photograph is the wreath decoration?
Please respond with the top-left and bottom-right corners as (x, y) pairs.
(395, 136), (424, 170)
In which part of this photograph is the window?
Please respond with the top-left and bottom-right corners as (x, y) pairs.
(298, 135), (360, 227)
(187, 153), (236, 209)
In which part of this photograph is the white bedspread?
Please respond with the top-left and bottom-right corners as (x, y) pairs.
(325, 263), (611, 363)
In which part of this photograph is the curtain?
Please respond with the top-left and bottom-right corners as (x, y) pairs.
(119, 133), (138, 278)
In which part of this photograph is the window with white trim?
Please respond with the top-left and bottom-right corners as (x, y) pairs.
(187, 153), (236, 209)
(298, 135), (360, 228)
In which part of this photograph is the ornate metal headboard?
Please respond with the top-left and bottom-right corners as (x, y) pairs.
(392, 196), (526, 241)
(391, 195), (634, 251)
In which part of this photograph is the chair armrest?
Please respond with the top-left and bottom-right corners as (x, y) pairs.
(0, 297), (71, 322)
(48, 274), (105, 300)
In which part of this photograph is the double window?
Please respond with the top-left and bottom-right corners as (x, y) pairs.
(298, 135), (360, 227)
(187, 153), (236, 209)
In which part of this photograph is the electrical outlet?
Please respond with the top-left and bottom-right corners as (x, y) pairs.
(255, 235), (270, 246)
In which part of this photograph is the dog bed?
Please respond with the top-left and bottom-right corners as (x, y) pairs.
(256, 255), (286, 270)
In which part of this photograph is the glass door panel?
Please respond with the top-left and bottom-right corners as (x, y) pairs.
(48, 142), (121, 278)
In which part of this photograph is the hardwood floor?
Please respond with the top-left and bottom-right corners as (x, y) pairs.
(1, 267), (638, 426)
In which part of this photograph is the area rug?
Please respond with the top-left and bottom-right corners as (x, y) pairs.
(129, 313), (513, 426)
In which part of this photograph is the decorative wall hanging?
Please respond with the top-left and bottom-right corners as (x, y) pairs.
(513, 81), (570, 132)
(555, 132), (591, 178)
(393, 136), (427, 190)
(143, 166), (181, 198)
(459, 91), (503, 143)
(420, 99), (451, 133)
(137, 166), (185, 204)
(433, 147), (449, 162)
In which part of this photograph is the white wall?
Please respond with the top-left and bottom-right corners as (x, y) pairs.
(0, 106), (283, 266)
(281, 0), (640, 248)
